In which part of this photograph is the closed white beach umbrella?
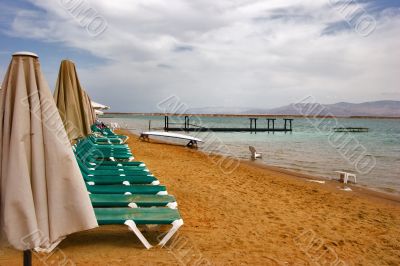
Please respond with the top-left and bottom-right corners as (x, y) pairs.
(0, 52), (97, 252)
(95, 109), (104, 115)
(91, 101), (110, 110)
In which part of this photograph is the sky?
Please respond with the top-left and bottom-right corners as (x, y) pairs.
(0, 0), (399, 112)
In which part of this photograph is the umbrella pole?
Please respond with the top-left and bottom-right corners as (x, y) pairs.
(23, 250), (32, 266)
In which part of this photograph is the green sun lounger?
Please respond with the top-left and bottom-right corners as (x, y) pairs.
(82, 138), (130, 149)
(83, 173), (159, 185)
(74, 147), (134, 161)
(89, 135), (125, 144)
(76, 155), (147, 171)
(82, 157), (145, 167)
(94, 207), (183, 249)
(93, 133), (128, 140)
(77, 139), (131, 151)
(91, 132), (128, 141)
(79, 166), (151, 177)
(76, 156), (136, 170)
(80, 157), (145, 168)
(93, 127), (125, 138)
(90, 194), (177, 208)
(86, 184), (167, 194)
(77, 159), (150, 175)
(80, 161), (146, 171)
(76, 151), (134, 161)
(91, 125), (115, 133)
(82, 129), (184, 249)
(91, 126), (128, 141)
(76, 142), (132, 154)
(95, 207), (180, 224)
(83, 154), (135, 162)
(90, 138), (124, 145)
(75, 150), (143, 166)
(91, 125), (117, 134)
(74, 143), (131, 154)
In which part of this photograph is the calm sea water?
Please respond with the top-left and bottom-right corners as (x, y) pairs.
(102, 114), (400, 195)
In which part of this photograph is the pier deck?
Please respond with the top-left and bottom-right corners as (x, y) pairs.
(163, 116), (293, 132)
(164, 127), (291, 132)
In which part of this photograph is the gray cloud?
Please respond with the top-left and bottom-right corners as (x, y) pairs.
(157, 63), (173, 69)
(173, 45), (194, 52)
(3, 0), (400, 112)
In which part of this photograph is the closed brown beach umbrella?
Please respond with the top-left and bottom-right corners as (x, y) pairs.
(88, 94), (96, 124)
(0, 52), (97, 251)
(54, 59), (92, 141)
(82, 89), (96, 125)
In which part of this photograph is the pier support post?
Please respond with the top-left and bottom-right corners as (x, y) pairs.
(249, 118), (258, 133)
(184, 116), (188, 131)
(164, 116), (169, 131)
(266, 118), (276, 132)
(283, 119), (293, 132)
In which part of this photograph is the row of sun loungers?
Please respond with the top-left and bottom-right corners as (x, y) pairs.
(73, 124), (183, 249)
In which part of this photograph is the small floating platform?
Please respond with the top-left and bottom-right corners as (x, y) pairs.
(333, 127), (369, 132)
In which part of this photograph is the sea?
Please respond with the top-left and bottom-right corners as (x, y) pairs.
(101, 114), (400, 195)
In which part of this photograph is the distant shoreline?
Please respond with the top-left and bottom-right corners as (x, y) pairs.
(102, 112), (400, 119)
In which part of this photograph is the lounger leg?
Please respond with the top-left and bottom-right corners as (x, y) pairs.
(34, 238), (64, 253)
(124, 220), (153, 249)
(158, 219), (184, 247)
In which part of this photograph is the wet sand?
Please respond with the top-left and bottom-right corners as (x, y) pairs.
(1, 129), (399, 265)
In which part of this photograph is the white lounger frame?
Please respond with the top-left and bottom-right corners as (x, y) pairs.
(125, 199), (181, 249)
(124, 219), (184, 249)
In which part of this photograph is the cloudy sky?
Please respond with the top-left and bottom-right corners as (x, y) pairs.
(0, 0), (399, 112)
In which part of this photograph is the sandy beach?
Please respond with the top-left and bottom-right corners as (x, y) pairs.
(1, 129), (399, 265)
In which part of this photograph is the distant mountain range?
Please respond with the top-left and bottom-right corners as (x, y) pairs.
(187, 100), (400, 117)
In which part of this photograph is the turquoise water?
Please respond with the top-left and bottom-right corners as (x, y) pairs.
(102, 114), (400, 195)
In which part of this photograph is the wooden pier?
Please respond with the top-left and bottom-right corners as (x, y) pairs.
(164, 116), (293, 132)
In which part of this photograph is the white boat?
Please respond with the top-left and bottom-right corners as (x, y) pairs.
(139, 131), (202, 147)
